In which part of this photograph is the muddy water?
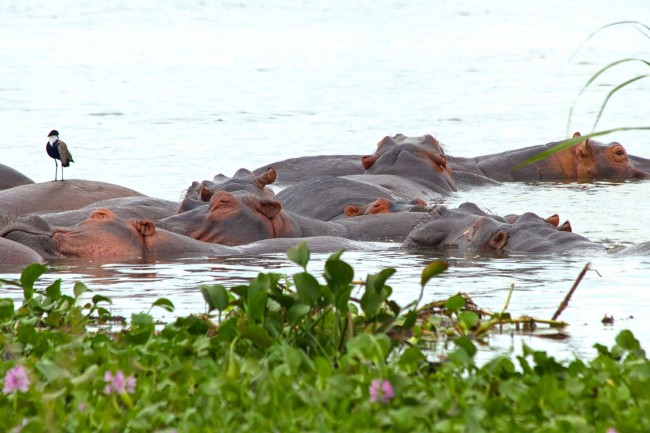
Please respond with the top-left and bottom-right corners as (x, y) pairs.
(1, 0), (649, 361)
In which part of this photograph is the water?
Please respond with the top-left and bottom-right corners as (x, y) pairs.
(1, 0), (649, 361)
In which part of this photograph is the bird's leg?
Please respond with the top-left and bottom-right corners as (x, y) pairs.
(61, 164), (64, 181)
(54, 160), (58, 181)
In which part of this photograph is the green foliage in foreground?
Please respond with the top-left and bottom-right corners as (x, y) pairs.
(0, 247), (648, 433)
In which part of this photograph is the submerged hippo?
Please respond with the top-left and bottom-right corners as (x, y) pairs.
(0, 179), (144, 216)
(0, 237), (45, 267)
(157, 190), (429, 246)
(0, 208), (376, 261)
(401, 203), (602, 254)
(344, 198), (429, 217)
(448, 132), (649, 182)
(274, 134), (456, 220)
(0, 164), (34, 191)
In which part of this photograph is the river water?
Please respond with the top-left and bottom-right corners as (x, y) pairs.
(1, 0), (649, 362)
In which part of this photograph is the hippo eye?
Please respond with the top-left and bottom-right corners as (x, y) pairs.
(614, 149), (625, 157)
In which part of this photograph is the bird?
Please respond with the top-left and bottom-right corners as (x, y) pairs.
(45, 130), (74, 181)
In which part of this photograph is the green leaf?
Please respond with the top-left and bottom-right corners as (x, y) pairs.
(241, 324), (273, 349)
(73, 282), (91, 299)
(288, 303), (311, 326)
(20, 263), (48, 291)
(324, 259), (354, 293)
(459, 311), (479, 330)
(248, 290), (269, 323)
(0, 298), (14, 323)
(36, 358), (70, 382)
(287, 240), (310, 269)
(402, 310), (417, 330)
(294, 272), (320, 306)
(445, 293), (466, 313)
(92, 294), (112, 305)
(454, 336), (477, 357)
(421, 260), (448, 287)
(366, 268), (396, 293)
(45, 279), (61, 300)
(200, 285), (229, 313)
(151, 297), (175, 313)
(360, 290), (381, 318)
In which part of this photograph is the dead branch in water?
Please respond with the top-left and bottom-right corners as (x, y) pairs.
(551, 262), (593, 321)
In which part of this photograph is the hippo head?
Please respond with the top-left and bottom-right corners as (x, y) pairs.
(463, 213), (599, 254)
(344, 197), (429, 217)
(51, 209), (154, 258)
(184, 167), (278, 203)
(550, 132), (649, 180)
(361, 134), (457, 194)
(189, 191), (301, 245)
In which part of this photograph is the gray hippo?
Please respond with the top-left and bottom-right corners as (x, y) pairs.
(0, 237), (45, 267)
(401, 203), (603, 254)
(33, 196), (179, 227)
(0, 208), (375, 261)
(0, 164), (35, 191)
(157, 190), (429, 246)
(275, 134), (456, 220)
(448, 132), (649, 182)
(0, 179), (144, 216)
(254, 132), (649, 186)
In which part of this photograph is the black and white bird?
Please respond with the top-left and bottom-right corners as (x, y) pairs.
(45, 130), (74, 181)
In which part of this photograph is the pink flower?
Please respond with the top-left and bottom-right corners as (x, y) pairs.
(606, 429), (618, 433)
(369, 378), (394, 404)
(3, 366), (30, 394)
(103, 370), (136, 395)
(13, 418), (28, 433)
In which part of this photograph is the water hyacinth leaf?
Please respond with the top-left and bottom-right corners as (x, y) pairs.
(327, 249), (345, 261)
(36, 358), (70, 382)
(360, 290), (381, 318)
(248, 290), (269, 323)
(92, 294), (112, 305)
(402, 310), (417, 330)
(73, 281), (91, 299)
(445, 293), (466, 313)
(248, 273), (271, 301)
(421, 260), (448, 288)
(151, 297), (175, 313)
(294, 272), (320, 306)
(200, 285), (229, 312)
(0, 298), (15, 323)
(366, 268), (396, 293)
(459, 311), (479, 330)
(241, 324), (273, 349)
(454, 336), (477, 357)
(45, 279), (62, 300)
(288, 303), (311, 326)
(287, 240), (310, 269)
(20, 263), (48, 290)
(324, 259), (354, 292)
(398, 346), (426, 372)
(70, 364), (99, 385)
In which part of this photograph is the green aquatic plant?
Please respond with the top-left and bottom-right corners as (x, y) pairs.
(0, 249), (648, 432)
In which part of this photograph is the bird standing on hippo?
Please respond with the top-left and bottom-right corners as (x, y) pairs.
(45, 130), (74, 181)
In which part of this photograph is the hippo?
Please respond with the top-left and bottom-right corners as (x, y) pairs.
(253, 155), (364, 185)
(344, 198), (429, 217)
(0, 237), (45, 268)
(273, 135), (456, 220)
(0, 164), (35, 191)
(157, 190), (429, 246)
(179, 167), (278, 213)
(0, 208), (375, 260)
(401, 203), (603, 254)
(33, 196), (179, 227)
(448, 132), (649, 182)
(0, 179), (144, 216)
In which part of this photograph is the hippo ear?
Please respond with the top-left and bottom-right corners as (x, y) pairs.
(257, 167), (277, 186)
(489, 230), (508, 250)
(199, 185), (214, 202)
(135, 220), (156, 237)
(544, 214), (560, 227)
(361, 154), (378, 170)
(256, 199), (282, 218)
(573, 132), (591, 158)
(558, 220), (572, 232)
(344, 204), (363, 217)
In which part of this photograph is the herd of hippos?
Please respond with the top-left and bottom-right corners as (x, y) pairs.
(1, 131), (650, 268)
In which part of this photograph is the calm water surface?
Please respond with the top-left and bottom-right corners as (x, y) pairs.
(1, 0), (649, 361)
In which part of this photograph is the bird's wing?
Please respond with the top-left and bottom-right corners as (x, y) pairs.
(57, 141), (74, 166)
